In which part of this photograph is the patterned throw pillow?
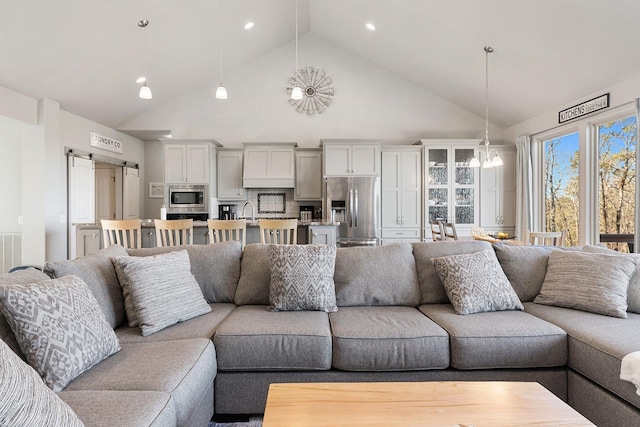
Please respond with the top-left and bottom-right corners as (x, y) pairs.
(268, 244), (338, 312)
(0, 275), (121, 391)
(113, 250), (211, 336)
(535, 250), (638, 318)
(0, 339), (84, 426)
(432, 250), (524, 315)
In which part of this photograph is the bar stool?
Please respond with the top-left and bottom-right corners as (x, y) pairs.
(207, 219), (247, 248)
(101, 219), (142, 249)
(154, 219), (193, 247)
(259, 219), (298, 244)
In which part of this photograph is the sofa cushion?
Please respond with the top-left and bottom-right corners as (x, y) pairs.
(44, 244), (128, 328)
(329, 306), (449, 371)
(524, 302), (640, 408)
(0, 339), (84, 427)
(420, 304), (567, 369)
(432, 249), (523, 315)
(234, 244), (271, 305)
(412, 241), (493, 304)
(127, 241), (242, 303)
(334, 243), (420, 306)
(0, 275), (121, 391)
(0, 268), (51, 359)
(268, 244), (337, 312)
(59, 390), (175, 427)
(64, 338), (216, 427)
(214, 305), (332, 371)
(116, 302), (235, 343)
(584, 245), (640, 314)
(113, 250), (211, 335)
(534, 250), (637, 318)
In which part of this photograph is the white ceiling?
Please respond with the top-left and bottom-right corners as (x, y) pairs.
(2, 0), (639, 131)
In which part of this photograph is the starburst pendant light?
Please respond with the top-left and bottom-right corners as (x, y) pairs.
(215, 0), (228, 99)
(470, 46), (502, 168)
(138, 20), (152, 100)
(290, 0), (303, 100)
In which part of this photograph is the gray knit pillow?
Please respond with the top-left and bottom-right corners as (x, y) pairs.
(535, 250), (638, 318)
(113, 250), (211, 336)
(0, 339), (84, 426)
(268, 244), (338, 312)
(0, 275), (121, 391)
(432, 250), (523, 315)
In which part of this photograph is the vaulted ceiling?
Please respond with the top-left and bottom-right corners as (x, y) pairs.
(2, 0), (639, 131)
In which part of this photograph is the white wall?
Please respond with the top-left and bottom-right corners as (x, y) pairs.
(504, 73), (640, 140)
(120, 33), (504, 147)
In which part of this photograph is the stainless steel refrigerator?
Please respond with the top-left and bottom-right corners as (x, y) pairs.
(325, 176), (381, 247)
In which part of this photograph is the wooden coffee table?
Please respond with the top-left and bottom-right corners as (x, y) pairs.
(262, 381), (594, 426)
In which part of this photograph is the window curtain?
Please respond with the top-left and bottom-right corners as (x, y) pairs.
(635, 99), (640, 253)
(515, 135), (533, 240)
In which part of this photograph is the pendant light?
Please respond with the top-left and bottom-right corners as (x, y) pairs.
(138, 20), (152, 100)
(290, 0), (303, 100)
(470, 46), (502, 168)
(215, 0), (228, 99)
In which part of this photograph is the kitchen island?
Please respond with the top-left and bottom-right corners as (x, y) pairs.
(73, 219), (338, 256)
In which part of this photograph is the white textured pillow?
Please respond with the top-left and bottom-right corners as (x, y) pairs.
(0, 275), (121, 391)
(432, 250), (523, 315)
(268, 244), (338, 312)
(0, 339), (84, 426)
(113, 250), (211, 336)
(535, 250), (638, 318)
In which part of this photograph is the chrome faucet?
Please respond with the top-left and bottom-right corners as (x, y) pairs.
(242, 201), (255, 223)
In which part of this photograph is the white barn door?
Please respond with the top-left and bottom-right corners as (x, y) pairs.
(123, 166), (140, 219)
(68, 156), (95, 258)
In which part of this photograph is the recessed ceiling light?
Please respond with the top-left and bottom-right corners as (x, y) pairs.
(136, 76), (146, 84)
(244, 22), (255, 30)
(366, 23), (376, 31)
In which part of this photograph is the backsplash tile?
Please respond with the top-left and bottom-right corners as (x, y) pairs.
(222, 188), (321, 219)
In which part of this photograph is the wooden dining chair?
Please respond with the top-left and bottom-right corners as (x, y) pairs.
(207, 219), (246, 248)
(524, 230), (566, 246)
(430, 220), (445, 242)
(259, 219), (298, 244)
(101, 219), (142, 249)
(442, 222), (459, 240)
(154, 219), (193, 247)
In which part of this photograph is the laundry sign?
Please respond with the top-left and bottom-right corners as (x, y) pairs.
(558, 93), (610, 123)
(90, 131), (123, 154)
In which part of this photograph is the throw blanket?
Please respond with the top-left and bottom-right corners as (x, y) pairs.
(620, 351), (640, 396)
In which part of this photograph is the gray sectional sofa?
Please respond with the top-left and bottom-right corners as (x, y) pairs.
(2, 240), (640, 427)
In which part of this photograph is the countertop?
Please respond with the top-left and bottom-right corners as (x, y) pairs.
(73, 219), (339, 229)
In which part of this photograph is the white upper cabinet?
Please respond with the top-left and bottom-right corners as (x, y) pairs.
(480, 146), (516, 231)
(164, 144), (209, 184)
(295, 149), (322, 200)
(217, 149), (244, 200)
(242, 143), (296, 188)
(381, 148), (422, 230)
(323, 141), (381, 176)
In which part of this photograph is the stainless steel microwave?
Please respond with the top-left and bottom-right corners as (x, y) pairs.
(168, 184), (208, 212)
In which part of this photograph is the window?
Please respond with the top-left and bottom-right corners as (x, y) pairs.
(543, 133), (579, 245)
(597, 115), (637, 252)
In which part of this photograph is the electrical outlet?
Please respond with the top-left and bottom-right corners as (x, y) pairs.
(17, 216), (23, 225)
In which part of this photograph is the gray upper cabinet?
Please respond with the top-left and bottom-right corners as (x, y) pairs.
(164, 144), (209, 184)
(217, 149), (244, 200)
(295, 149), (322, 200)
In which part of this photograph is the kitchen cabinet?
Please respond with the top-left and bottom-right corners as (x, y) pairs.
(480, 146), (516, 233)
(242, 143), (296, 188)
(217, 149), (244, 200)
(381, 147), (422, 242)
(308, 225), (337, 245)
(420, 139), (480, 239)
(323, 141), (381, 176)
(75, 227), (102, 258)
(295, 149), (322, 200)
(164, 144), (210, 184)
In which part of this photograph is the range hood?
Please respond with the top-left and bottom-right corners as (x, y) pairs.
(242, 143), (297, 188)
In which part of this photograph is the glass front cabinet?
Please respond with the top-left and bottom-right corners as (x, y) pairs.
(421, 140), (480, 239)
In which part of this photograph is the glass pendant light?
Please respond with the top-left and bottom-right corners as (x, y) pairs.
(138, 20), (152, 100)
(215, 0), (228, 99)
(291, 0), (303, 100)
